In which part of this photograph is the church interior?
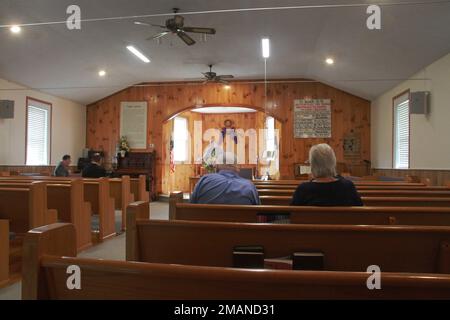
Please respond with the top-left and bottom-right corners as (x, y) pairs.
(1, 0), (450, 302)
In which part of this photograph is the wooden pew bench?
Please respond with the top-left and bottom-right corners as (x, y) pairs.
(0, 182), (57, 233)
(0, 180), (92, 251)
(0, 176), (116, 241)
(259, 195), (450, 207)
(169, 202), (450, 227)
(0, 219), (8, 288)
(257, 188), (450, 198)
(22, 221), (450, 299)
(127, 210), (450, 276)
(130, 175), (150, 202)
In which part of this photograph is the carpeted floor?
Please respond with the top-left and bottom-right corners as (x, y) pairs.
(0, 201), (169, 300)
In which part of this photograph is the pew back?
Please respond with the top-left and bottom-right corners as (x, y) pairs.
(0, 182), (51, 233)
(128, 219), (450, 274)
(172, 203), (450, 226)
(23, 222), (450, 299)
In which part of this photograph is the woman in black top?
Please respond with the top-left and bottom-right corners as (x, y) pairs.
(291, 144), (363, 206)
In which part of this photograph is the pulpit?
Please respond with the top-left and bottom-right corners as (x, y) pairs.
(115, 151), (157, 200)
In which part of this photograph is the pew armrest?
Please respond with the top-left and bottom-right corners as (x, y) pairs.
(22, 223), (77, 299)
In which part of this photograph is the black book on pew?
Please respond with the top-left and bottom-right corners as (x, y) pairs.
(292, 252), (324, 271)
(233, 245), (264, 269)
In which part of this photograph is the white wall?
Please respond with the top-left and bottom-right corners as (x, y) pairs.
(0, 78), (86, 165)
(371, 52), (450, 169)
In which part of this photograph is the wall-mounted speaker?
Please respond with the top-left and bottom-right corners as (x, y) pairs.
(0, 100), (14, 119)
(410, 91), (430, 115)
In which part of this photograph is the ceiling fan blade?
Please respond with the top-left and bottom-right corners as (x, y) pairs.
(218, 79), (230, 85)
(146, 31), (170, 41)
(135, 21), (166, 29)
(177, 31), (196, 46)
(217, 75), (234, 79)
(183, 27), (216, 34)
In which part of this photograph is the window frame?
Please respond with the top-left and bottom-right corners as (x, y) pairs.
(391, 89), (410, 169)
(25, 96), (52, 165)
(172, 116), (189, 163)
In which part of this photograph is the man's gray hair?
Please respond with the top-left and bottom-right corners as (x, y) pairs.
(309, 143), (337, 178)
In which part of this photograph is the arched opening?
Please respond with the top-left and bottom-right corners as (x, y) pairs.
(161, 105), (282, 194)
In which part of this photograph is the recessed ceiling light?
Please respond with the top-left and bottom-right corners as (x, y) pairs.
(126, 45), (150, 63)
(261, 38), (270, 59)
(325, 58), (334, 65)
(224, 85), (231, 90)
(98, 70), (106, 77)
(10, 25), (21, 34)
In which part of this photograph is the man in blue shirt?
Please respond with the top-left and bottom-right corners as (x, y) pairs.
(191, 156), (260, 205)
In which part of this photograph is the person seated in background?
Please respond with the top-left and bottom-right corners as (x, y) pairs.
(291, 143), (363, 206)
(191, 153), (260, 205)
(82, 153), (107, 178)
(53, 154), (71, 177)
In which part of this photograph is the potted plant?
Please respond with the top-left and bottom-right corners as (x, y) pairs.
(119, 136), (130, 158)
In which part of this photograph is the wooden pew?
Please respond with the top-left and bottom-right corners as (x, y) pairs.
(259, 195), (450, 207)
(0, 180), (92, 252)
(254, 180), (426, 187)
(257, 189), (450, 198)
(109, 176), (134, 230)
(169, 201), (450, 226)
(126, 216), (450, 274)
(130, 175), (150, 202)
(23, 222), (450, 299)
(0, 176), (116, 241)
(0, 219), (8, 288)
(0, 182), (57, 233)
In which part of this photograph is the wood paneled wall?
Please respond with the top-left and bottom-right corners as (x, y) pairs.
(86, 81), (371, 193)
(372, 169), (450, 186)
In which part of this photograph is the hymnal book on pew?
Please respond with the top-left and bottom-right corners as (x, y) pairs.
(233, 245), (264, 269)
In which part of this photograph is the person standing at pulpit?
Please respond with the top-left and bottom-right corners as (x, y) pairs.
(82, 153), (107, 178)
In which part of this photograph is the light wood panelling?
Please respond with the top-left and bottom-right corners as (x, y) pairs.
(86, 81), (371, 193)
(373, 169), (450, 186)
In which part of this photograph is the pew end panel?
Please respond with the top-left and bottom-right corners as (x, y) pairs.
(126, 201), (150, 261)
(22, 223), (77, 300)
(0, 219), (9, 287)
(169, 191), (184, 220)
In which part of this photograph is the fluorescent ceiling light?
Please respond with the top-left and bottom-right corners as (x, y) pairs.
(261, 38), (270, 58)
(191, 107), (257, 114)
(126, 45), (150, 63)
(10, 25), (21, 34)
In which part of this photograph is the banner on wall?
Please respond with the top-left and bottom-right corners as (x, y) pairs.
(293, 99), (331, 138)
(120, 101), (148, 149)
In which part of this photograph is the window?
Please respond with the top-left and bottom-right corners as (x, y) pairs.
(265, 116), (276, 152)
(173, 117), (188, 162)
(26, 98), (51, 165)
(393, 91), (410, 169)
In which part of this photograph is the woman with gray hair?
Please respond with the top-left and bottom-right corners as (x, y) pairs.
(291, 143), (363, 206)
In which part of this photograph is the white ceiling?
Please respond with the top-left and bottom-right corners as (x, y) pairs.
(1, 0), (450, 105)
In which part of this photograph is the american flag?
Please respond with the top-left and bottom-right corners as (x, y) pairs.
(169, 136), (175, 173)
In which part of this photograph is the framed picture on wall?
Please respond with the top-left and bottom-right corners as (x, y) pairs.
(120, 101), (148, 149)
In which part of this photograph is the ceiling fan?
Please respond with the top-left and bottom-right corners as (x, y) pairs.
(134, 8), (216, 46)
(202, 65), (234, 84)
